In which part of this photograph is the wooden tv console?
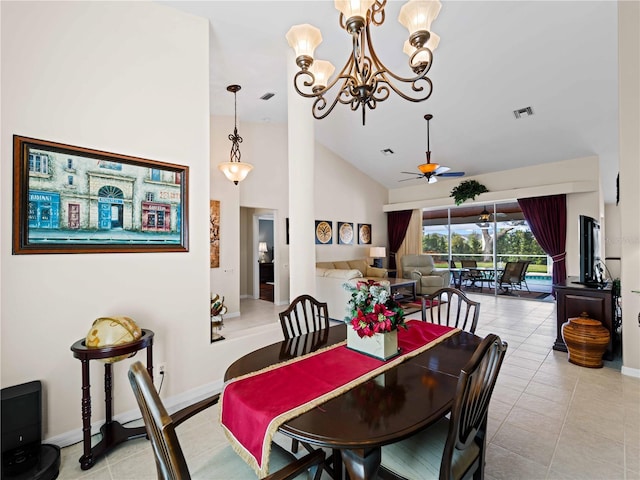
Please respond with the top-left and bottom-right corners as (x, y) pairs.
(553, 277), (618, 361)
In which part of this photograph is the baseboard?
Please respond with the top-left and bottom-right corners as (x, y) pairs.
(45, 379), (224, 448)
(621, 365), (640, 378)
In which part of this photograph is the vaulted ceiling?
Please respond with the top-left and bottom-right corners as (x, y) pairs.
(161, 1), (620, 204)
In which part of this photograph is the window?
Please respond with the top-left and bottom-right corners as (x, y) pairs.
(150, 169), (161, 181)
(67, 158), (73, 169)
(68, 176), (74, 185)
(422, 202), (550, 294)
(28, 153), (49, 174)
(146, 192), (154, 202)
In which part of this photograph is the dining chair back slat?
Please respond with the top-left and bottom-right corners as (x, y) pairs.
(422, 287), (480, 334)
(279, 295), (330, 339)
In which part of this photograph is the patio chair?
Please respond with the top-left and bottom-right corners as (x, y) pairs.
(449, 260), (465, 289)
(421, 287), (480, 334)
(380, 334), (508, 480)
(460, 260), (483, 289)
(497, 261), (525, 294)
(516, 260), (532, 292)
(127, 361), (325, 480)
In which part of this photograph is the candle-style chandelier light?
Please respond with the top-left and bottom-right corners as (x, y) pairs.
(286, 0), (442, 125)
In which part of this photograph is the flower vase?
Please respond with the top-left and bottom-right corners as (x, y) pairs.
(346, 328), (399, 360)
(210, 315), (225, 343)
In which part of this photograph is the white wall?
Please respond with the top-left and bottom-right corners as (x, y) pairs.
(0, 1), (211, 441)
(618, 0), (640, 375)
(211, 120), (389, 308)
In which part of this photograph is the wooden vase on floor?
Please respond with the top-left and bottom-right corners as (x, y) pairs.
(561, 312), (610, 368)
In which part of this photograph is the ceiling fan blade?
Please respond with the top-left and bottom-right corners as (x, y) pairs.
(400, 171), (422, 175)
(434, 166), (450, 174)
(438, 171), (465, 177)
(428, 175), (438, 184)
(398, 176), (422, 182)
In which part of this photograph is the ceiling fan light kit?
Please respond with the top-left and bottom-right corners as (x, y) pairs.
(286, 0), (442, 125)
(400, 113), (465, 183)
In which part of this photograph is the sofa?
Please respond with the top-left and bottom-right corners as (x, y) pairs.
(315, 259), (389, 321)
(400, 254), (451, 295)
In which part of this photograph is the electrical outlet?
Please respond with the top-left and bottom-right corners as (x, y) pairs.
(158, 362), (166, 375)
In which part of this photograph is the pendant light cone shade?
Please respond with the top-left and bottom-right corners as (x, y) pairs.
(418, 162), (438, 173)
(334, 0), (375, 22)
(218, 84), (253, 185)
(309, 60), (335, 90)
(218, 162), (253, 185)
(398, 0), (442, 38)
(286, 24), (323, 68)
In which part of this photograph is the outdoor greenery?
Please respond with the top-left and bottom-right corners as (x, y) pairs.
(423, 229), (548, 272)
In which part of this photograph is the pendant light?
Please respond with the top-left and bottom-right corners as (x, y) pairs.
(218, 85), (253, 185)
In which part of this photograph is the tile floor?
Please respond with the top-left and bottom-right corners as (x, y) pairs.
(57, 295), (639, 480)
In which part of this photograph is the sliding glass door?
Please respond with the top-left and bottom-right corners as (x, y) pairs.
(422, 202), (551, 296)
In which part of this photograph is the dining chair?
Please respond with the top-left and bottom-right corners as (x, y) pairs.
(127, 361), (325, 480)
(279, 294), (330, 339)
(278, 295), (337, 465)
(421, 287), (480, 334)
(379, 334), (508, 480)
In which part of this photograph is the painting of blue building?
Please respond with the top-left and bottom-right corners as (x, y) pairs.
(25, 146), (184, 245)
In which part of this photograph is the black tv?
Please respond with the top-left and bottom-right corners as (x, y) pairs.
(578, 214), (603, 285)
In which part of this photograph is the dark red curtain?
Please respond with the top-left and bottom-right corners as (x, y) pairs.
(517, 195), (567, 289)
(387, 210), (413, 270)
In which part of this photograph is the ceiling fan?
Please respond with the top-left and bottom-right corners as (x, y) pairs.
(400, 114), (465, 184)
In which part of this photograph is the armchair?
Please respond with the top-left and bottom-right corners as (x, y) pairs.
(400, 254), (451, 296)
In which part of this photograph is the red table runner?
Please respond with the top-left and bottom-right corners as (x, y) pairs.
(220, 320), (458, 478)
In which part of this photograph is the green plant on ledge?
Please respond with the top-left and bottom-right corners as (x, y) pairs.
(450, 180), (489, 206)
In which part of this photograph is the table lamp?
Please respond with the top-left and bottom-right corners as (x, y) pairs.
(369, 247), (386, 268)
(258, 242), (268, 263)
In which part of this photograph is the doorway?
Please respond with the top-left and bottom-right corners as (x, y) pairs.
(255, 213), (275, 303)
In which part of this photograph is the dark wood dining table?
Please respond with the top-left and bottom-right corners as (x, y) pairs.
(224, 324), (483, 480)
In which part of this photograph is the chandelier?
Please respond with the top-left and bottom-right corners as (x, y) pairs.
(286, 0), (442, 125)
(218, 85), (253, 185)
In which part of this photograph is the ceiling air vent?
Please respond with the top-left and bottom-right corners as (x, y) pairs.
(260, 92), (275, 100)
(513, 106), (534, 119)
(380, 148), (395, 156)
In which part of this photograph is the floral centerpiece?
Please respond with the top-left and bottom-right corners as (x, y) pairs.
(343, 280), (406, 359)
(344, 280), (406, 337)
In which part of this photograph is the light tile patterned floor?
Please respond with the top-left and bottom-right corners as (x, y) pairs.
(57, 295), (640, 480)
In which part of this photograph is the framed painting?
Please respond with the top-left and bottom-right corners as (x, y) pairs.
(12, 135), (189, 254)
(315, 220), (333, 245)
(358, 223), (372, 245)
(338, 221), (354, 245)
(209, 200), (220, 268)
